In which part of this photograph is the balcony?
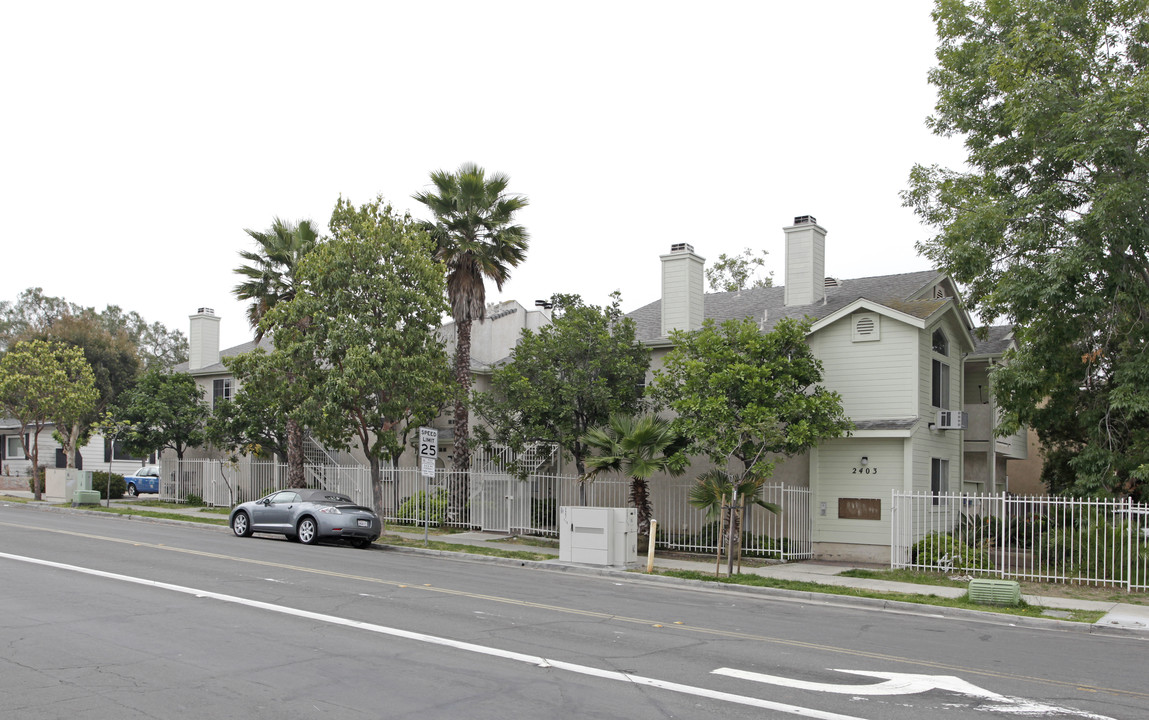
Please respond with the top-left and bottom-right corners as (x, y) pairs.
(964, 404), (1028, 460)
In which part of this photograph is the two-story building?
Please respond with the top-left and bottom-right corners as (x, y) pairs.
(626, 216), (1027, 562)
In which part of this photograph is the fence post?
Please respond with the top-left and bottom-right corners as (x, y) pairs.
(1127, 497), (1133, 593)
(1000, 492), (1007, 579)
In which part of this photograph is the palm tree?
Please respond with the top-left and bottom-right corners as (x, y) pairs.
(688, 469), (780, 573)
(233, 217), (320, 488)
(414, 163), (529, 505)
(582, 413), (688, 538)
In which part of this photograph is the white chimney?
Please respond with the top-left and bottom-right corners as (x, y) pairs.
(660, 243), (705, 336)
(783, 215), (826, 307)
(188, 307), (220, 370)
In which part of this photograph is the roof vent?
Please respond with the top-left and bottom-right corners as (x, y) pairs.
(197, 307), (215, 315)
(824, 277), (839, 288)
(793, 215), (817, 226)
(669, 243), (695, 253)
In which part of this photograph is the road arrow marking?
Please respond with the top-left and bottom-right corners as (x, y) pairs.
(714, 667), (1118, 719)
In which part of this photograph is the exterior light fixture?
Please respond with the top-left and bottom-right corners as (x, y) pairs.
(860, 456), (869, 466)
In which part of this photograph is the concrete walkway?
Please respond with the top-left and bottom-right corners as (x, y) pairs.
(8, 493), (1148, 634)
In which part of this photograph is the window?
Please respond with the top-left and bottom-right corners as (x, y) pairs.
(931, 328), (950, 409)
(213, 379), (233, 410)
(104, 439), (143, 462)
(932, 359), (951, 408)
(931, 458), (949, 505)
(4, 434), (28, 459)
(932, 329), (949, 355)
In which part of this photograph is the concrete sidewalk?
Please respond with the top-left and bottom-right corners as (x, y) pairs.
(8, 493), (1148, 634)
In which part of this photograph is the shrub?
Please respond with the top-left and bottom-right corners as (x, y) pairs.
(913, 532), (991, 572)
(396, 488), (448, 526)
(1034, 519), (1147, 584)
(90, 471), (126, 500)
(184, 493), (205, 507)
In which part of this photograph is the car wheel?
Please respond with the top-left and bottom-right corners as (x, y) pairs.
(126, 483), (138, 497)
(232, 511), (253, 538)
(350, 538), (372, 549)
(297, 517), (319, 545)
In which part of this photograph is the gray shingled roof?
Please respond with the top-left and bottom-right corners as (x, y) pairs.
(628, 269), (945, 343)
(970, 325), (1015, 357)
(172, 337), (272, 374)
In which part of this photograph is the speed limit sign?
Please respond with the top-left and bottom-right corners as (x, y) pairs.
(418, 427), (438, 478)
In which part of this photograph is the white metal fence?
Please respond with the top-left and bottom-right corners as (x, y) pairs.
(891, 490), (1149, 591)
(160, 459), (812, 560)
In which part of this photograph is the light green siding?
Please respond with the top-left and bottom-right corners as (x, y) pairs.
(810, 315), (917, 420)
(812, 437), (904, 546)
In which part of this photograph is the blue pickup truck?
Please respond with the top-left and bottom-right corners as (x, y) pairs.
(124, 466), (161, 496)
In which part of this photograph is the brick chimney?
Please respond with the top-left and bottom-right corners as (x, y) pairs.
(783, 215), (826, 307)
(188, 308), (220, 370)
(660, 243), (705, 336)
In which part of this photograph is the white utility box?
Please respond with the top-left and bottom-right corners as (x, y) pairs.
(558, 506), (637, 566)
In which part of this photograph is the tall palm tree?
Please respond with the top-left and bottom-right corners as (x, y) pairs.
(414, 163), (529, 484)
(233, 217), (320, 488)
(582, 413), (688, 537)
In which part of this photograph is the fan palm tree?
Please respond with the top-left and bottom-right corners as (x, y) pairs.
(233, 217), (320, 488)
(414, 163), (529, 483)
(689, 469), (780, 572)
(582, 413), (688, 537)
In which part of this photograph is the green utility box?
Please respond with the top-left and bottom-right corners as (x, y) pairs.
(968, 578), (1022, 606)
(73, 490), (102, 506)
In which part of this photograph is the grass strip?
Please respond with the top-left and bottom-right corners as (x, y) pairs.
(378, 533), (553, 561)
(73, 505), (230, 525)
(656, 569), (1106, 624)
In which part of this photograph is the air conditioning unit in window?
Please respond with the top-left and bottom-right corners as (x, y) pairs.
(935, 410), (969, 430)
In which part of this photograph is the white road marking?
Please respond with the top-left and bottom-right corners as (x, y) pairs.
(715, 668), (1117, 719)
(3, 551), (862, 720)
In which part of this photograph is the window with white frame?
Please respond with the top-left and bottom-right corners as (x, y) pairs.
(4, 434), (28, 459)
(213, 379), (233, 410)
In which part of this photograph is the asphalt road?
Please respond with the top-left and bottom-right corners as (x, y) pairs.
(0, 505), (1145, 720)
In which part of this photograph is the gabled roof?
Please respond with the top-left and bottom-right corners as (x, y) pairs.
(628, 269), (948, 343)
(969, 325), (1016, 359)
(172, 338), (272, 375)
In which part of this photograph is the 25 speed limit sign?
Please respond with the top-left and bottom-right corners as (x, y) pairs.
(418, 427), (438, 478)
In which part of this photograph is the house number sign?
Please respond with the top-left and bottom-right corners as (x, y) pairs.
(851, 466), (878, 474)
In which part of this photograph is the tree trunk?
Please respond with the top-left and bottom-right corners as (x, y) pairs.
(630, 477), (652, 536)
(451, 318), (472, 523)
(287, 417), (305, 488)
(31, 434), (42, 502)
(369, 455), (382, 514)
(62, 421), (82, 469)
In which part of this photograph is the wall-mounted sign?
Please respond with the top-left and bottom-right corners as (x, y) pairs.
(838, 497), (881, 521)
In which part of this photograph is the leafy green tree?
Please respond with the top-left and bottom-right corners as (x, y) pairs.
(705, 248), (773, 292)
(267, 197), (453, 512)
(473, 293), (650, 486)
(233, 217), (321, 488)
(413, 163), (530, 476)
(0, 288), (186, 368)
(0, 340), (98, 499)
(903, 0), (1149, 499)
(116, 369), (209, 460)
(581, 413), (688, 536)
(24, 315), (140, 467)
(652, 317), (852, 486)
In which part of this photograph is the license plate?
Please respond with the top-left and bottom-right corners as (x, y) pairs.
(357, 519), (368, 527)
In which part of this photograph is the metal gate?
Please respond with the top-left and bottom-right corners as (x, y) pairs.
(469, 473), (533, 533)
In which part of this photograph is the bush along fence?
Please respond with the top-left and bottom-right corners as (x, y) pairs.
(160, 458), (813, 560)
(891, 490), (1149, 591)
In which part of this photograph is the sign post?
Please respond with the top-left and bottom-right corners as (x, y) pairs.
(418, 427), (438, 545)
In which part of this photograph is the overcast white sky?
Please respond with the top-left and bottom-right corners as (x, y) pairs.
(2, 1), (967, 351)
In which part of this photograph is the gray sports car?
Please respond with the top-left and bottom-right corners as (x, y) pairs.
(229, 489), (381, 548)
